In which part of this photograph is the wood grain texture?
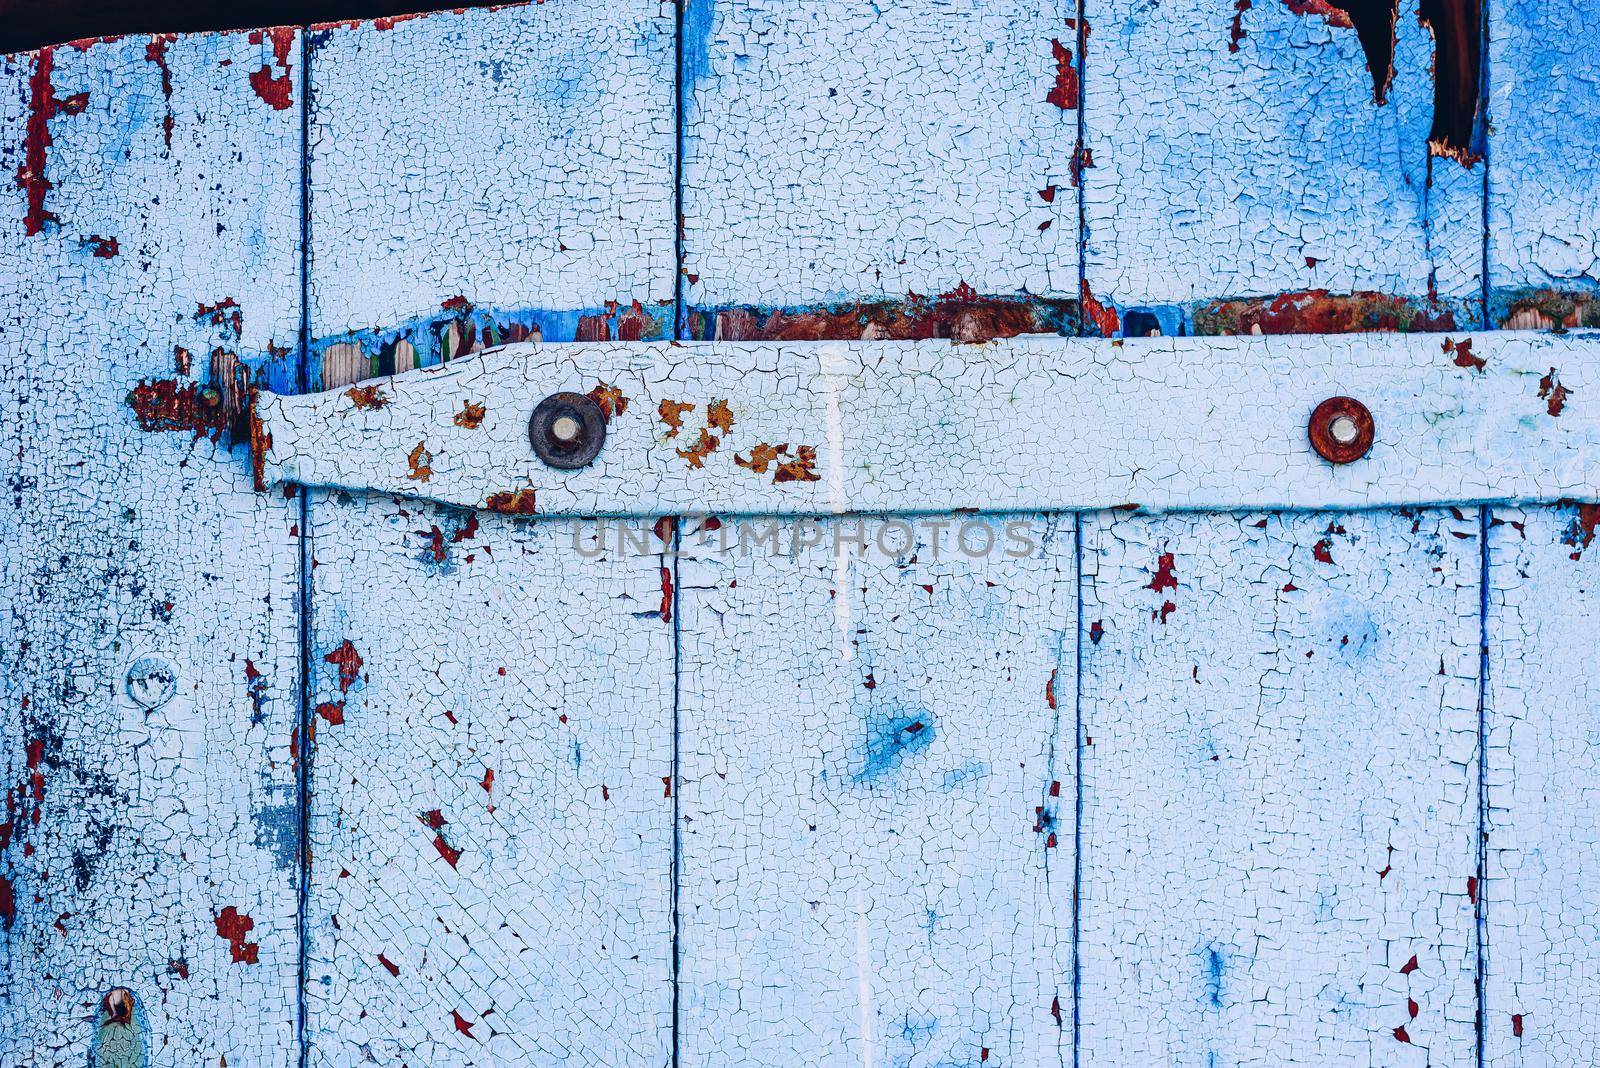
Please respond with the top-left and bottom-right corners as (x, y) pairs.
(1484, 504), (1600, 1065)
(0, 31), (302, 1065)
(301, 4), (680, 1063)
(258, 333), (1600, 517)
(1077, 508), (1481, 1064)
(1083, 0), (1483, 329)
(680, 0), (1079, 310)
(301, 502), (674, 1065)
(677, 515), (1076, 1067)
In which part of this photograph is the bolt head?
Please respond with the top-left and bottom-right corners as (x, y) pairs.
(1308, 397), (1375, 465)
(529, 392), (607, 470)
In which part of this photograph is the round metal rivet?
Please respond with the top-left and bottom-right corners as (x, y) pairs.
(529, 391), (606, 470)
(125, 655), (178, 711)
(1308, 396), (1375, 464)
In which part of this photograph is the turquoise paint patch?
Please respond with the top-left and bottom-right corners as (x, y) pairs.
(90, 990), (146, 1068)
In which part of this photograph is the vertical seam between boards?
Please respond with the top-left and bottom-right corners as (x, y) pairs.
(670, 519), (683, 1068)
(1474, 517), (1492, 1063)
(295, 23), (314, 1068)
(1071, 511), (1085, 1068)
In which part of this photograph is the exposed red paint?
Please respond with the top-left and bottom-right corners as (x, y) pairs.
(1080, 281), (1120, 337)
(1394, 1025), (1411, 1043)
(1408, 997), (1419, 1018)
(214, 906), (260, 964)
(420, 525), (447, 563)
(1046, 38), (1078, 109)
(485, 489), (538, 514)
(1312, 538), (1335, 563)
(1512, 1013), (1524, 1037)
(1045, 669), (1058, 710)
(480, 769), (494, 793)
(662, 776), (672, 798)
(1538, 369), (1570, 417)
(1070, 143), (1094, 187)
(1444, 336), (1483, 371)
(1194, 290), (1456, 335)
(1156, 600), (1176, 624)
(1147, 552), (1178, 594)
(86, 234), (118, 258)
(1564, 504), (1600, 560)
(0, 876), (13, 930)
(1229, 0), (1251, 52)
(1089, 620), (1104, 644)
(1400, 954), (1419, 974)
(452, 1009), (475, 1037)
(1284, 0), (1354, 27)
(378, 953), (400, 977)
(1051, 995), (1062, 1027)
(617, 299), (652, 341)
(195, 297), (244, 338)
(145, 34), (176, 147)
(247, 27), (295, 110)
(1466, 875), (1478, 904)
(659, 566), (674, 623)
(126, 378), (230, 440)
(244, 659), (268, 719)
(17, 48), (90, 237)
(315, 701), (345, 726)
(324, 639), (364, 693)
(654, 516), (677, 544)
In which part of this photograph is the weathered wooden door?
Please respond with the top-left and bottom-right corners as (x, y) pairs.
(4, 3), (1599, 1067)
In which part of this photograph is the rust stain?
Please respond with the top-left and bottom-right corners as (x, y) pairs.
(16, 48), (89, 237)
(1285, 0), (1355, 27)
(658, 399), (695, 437)
(691, 290), (1080, 344)
(323, 639), (364, 693)
(735, 443), (783, 476)
(127, 379), (229, 440)
(675, 428), (720, 469)
(247, 390), (272, 492)
(1499, 289), (1600, 330)
(706, 398), (735, 434)
(1192, 290), (1456, 335)
(485, 488), (538, 514)
(453, 400), (487, 429)
(247, 27), (295, 110)
(1443, 336), (1483, 371)
(617, 299), (653, 341)
(587, 381), (629, 420)
(1538, 368), (1570, 417)
(214, 906), (259, 964)
(405, 441), (434, 482)
(774, 445), (821, 484)
(659, 566), (674, 622)
(1046, 38), (1078, 109)
(345, 384), (388, 410)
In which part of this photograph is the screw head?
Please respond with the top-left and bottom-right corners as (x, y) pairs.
(529, 392), (606, 470)
(1308, 396), (1375, 464)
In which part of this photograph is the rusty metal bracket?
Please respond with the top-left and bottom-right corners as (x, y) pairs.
(253, 333), (1600, 517)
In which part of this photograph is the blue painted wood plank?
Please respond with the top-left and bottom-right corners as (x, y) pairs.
(301, 5), (679, 1063)
(1082, 0), (1484, 334)
(1078, 508), (1482, 1063)
(1486, 0), (1600, 327)
(0, 29), (303, 1064)
(677, 516), (1077, 1067)
(680, 0), (1081, 336)
(1484, 505), (1600, 1065)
